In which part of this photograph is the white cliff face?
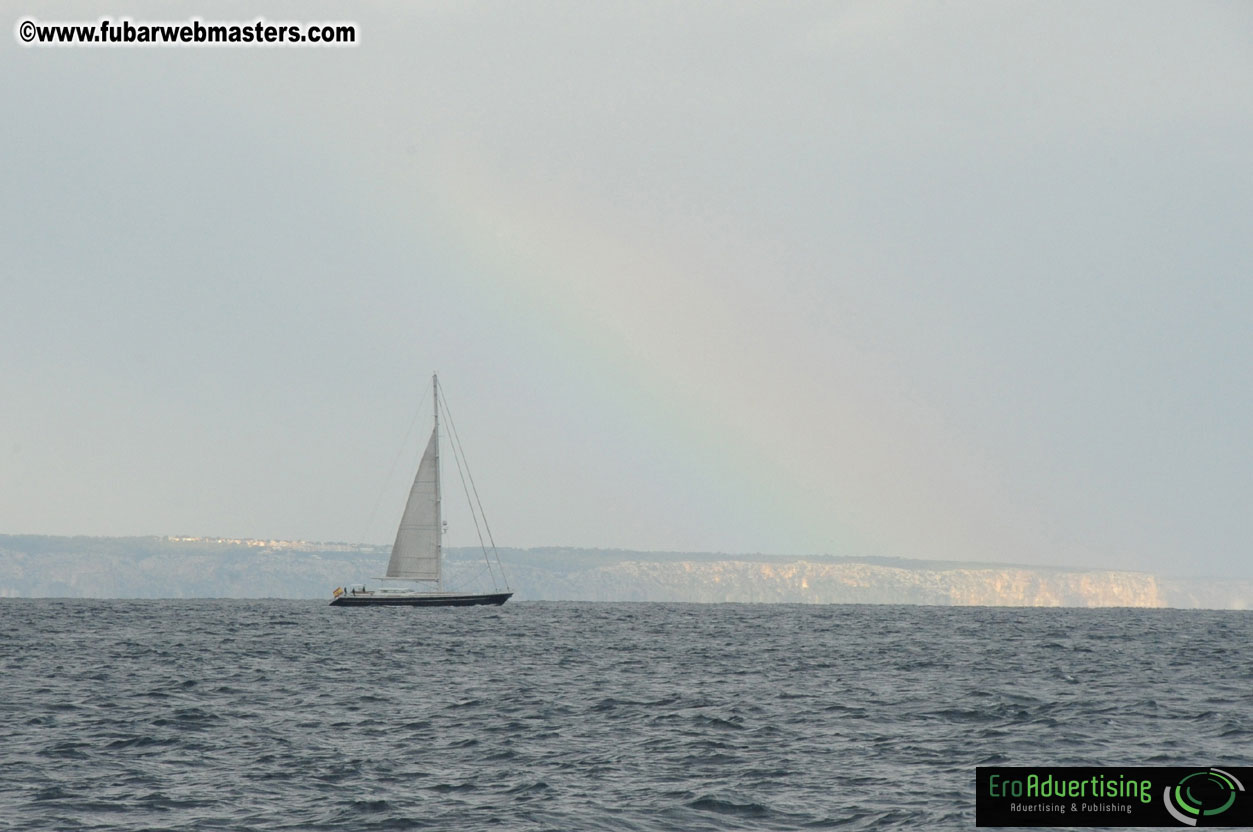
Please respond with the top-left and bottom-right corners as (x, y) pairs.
(528, 560), (1169, 607)
(1, 536), (1247, 608)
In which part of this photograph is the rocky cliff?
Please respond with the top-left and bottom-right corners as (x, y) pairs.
(0, 536), (1246, 609)
(503, 558), (1170, 607)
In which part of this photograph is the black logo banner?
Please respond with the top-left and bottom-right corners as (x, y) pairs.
(976, 766), (1252, 827)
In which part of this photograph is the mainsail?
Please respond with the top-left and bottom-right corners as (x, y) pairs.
(385, 425), (441, 582)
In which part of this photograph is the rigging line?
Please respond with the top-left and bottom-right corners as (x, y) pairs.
(438, 382), (504, 588)
(445, 561), (493, 593)
(359, 397), (424, 548)
(438, 380), (495, 584)
(441, 385), (498, 583)
(438, 392), (508, 589)
(438, 383), (503, 554)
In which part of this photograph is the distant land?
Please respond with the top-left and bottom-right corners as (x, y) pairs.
(0, 534), (1248, 609)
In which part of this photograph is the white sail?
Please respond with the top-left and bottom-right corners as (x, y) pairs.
(385, 425), (441, 581)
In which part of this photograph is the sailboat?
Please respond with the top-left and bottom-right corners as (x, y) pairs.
(330, 374), (513, 607)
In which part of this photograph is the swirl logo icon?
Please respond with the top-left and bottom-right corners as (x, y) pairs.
(1163, 768), (1245, 826)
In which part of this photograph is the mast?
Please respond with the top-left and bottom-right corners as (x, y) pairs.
(433, 372), (443, 590)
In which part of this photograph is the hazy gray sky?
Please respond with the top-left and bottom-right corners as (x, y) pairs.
(3, 2), (1250, 576)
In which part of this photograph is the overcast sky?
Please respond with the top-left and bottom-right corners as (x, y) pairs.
(3, 2), (1250, 577)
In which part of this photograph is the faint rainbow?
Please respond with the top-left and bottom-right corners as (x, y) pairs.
(413, 149), (877, 556)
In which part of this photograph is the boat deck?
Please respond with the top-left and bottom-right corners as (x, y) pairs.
(330, 591), (513, 607)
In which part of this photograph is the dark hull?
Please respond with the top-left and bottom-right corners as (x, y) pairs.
(330, 592), (512, 607)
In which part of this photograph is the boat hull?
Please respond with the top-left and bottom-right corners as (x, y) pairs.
(330, 591), (513, 607)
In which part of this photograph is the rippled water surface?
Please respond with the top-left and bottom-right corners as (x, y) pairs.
(2, 601), (1250, 830)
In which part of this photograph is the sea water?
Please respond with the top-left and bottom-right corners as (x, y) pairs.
(2, 601), (1250, 830)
